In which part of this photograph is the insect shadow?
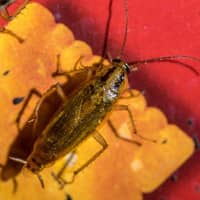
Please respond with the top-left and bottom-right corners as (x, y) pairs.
(0, 66), (93, 192)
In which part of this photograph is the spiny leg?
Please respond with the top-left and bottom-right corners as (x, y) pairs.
(52, 132), (108, 189)
(74, 56), (84, 71)
(52, 54), (94, 81)
(107, 119), (141, 146)
(11, 0), (30, 20)
(36, 172), (45, 188)
(52, 54), (72, 81)
(111, 104), (157, 143)
(73, 56), (99, 71)
(12, 178), (18, 193)
(15, 88), (42, 132)
(0, 27), (24, 43)
(51, 152), (76, 189)
(0, 5), (24, 43)
(73, 132), (108, 175)
(72, 55), (99, 71)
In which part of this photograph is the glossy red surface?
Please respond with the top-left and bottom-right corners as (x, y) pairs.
(1, 0), (200, 199)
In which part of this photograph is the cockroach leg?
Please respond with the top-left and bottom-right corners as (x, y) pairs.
(74, 56), (85, 71)
(52, 69), (71, 81)
(51, 152), (76, 189)
(111, 104), (157, 143)
(56, 152), (76, 179)
(15, 88), (42, 132)
(113, 104), (138, 134)
(0, 27), (24, 43)
(73, 131), (108, 176)
(107, 119), (141, 146)
(11, 0), (30, 20)
(9, 156), (27, 165)
(52, 54), (72, 81)
(73, 56), (96, 72)
(52, 132), (108, 189)
(36, 172), (45, 188)
(52, 54), (94, 82)
(70, 132), (108, 183)
(12, 178), (18, 193)
(53, 54), (62, 74)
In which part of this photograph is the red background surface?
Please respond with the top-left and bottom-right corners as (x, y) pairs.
(2, 0), (200, 199)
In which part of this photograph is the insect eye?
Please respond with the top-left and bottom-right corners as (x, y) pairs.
(124, 63), (130, 72)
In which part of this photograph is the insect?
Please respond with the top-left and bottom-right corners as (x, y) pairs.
(0, 0), (29, 42)
(2, 0), (200, 191)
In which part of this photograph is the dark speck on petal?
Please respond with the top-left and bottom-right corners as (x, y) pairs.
(193, 134), (200, 150)
(2, 70), (10, 76)
(170, 173), (178, 182)
(12, 97), (24, 105)
(187, 118), (193, 126)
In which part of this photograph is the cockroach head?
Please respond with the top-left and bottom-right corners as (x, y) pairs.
(112, 58), (130, 73)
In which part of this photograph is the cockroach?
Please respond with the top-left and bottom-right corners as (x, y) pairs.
(5, 0), (200, 190)
(0, 0), (29, 42)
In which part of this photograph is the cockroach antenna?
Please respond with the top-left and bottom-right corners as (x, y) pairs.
(123, 1), (200, 76)
(128, 55), (200, 76)
(120, 1), (200, 76)
(101, 0), (200, 77)
(9, 156), (27, 165)
(101, 0), (113, 59)
(119, 0), (128, 58)
(101, 0), (128, 59)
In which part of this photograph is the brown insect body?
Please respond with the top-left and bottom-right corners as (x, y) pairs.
(26, 60), (129, 173)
